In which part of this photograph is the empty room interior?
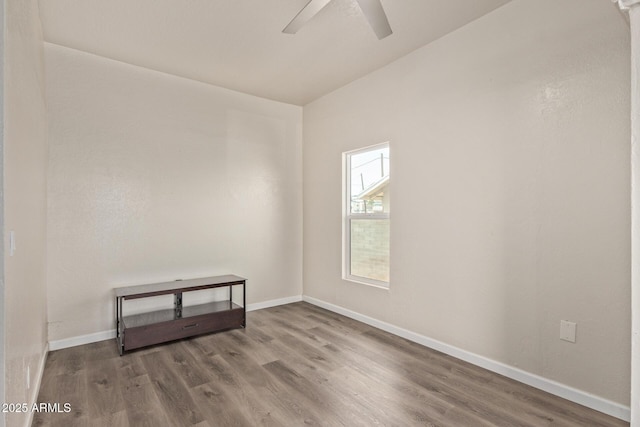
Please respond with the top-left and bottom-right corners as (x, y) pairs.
(2, 0), (638, 426)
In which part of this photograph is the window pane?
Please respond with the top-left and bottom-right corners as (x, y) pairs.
(350, 218), (389, 282)
(350, 147), (389, 214)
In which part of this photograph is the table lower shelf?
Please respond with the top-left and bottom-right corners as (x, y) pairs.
(119, 301), (244, 353)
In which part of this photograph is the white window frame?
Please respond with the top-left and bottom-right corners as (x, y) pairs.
(342, 142), (390, 289)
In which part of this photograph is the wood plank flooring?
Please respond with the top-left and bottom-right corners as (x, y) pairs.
(32, 302), (629, 426)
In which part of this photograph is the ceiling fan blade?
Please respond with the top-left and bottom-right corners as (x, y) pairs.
(355, 0), (392, 40)
(283, 0), (332, 34)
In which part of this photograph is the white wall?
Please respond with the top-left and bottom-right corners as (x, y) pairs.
(4, 0), (49, 426)
(304, 0), (631, 406)
(45, 44), (302, 342)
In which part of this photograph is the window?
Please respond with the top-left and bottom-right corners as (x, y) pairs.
(343, 142), (390, 288)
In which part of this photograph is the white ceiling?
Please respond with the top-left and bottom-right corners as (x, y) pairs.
(38, 0), (512, 106)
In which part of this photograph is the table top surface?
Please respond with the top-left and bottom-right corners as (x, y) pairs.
(114, 274), (246, 298)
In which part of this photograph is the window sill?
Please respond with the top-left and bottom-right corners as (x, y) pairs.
(343, 276), (389, 290)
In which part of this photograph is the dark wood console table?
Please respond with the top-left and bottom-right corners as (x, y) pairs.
(115, 275), (246, 355)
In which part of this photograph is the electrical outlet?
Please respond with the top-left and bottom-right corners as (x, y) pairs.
(560, 320), (577, 343)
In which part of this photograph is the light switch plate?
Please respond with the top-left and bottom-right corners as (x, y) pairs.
(560, 320), (577, 343)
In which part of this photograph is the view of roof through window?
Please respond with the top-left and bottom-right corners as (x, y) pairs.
(350, 146), (390, 214)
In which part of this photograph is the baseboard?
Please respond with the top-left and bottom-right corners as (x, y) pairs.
(302, 295), (631, 422)
(25, 343), (49, 427)
(49, 329), (116, 351)
(247, 295), (302, 312)
(47, 295), (303, 351)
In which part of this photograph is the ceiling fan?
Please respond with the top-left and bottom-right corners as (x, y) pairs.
(282, 0), (393, 40)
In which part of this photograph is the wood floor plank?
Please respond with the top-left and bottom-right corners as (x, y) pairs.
(118, 373), (170, 427)
(181, 334), (218, 357)
(209, 333), (325, 424)
(259, 316), (332, 349)
(266, 338), (419, 426)
(88, 410), (129, 427)
(312, 324), (548, 427)
(164, 342), (215, 388)
(194, 352), (292, 426)
(322, 342), (460, 425)
(45, 372), (89, 427)
(274, 331), (341, 373)
(85, 357), (125, 418)
(60, 345), (86, 377)
(241, 322), (275, 344)
(358, 326), (618, 426)
(141, 351), (205, 426)
(85, 340), (120, 361)
(34, 302), (629, 427)
(262, 359), (357, 426)
(115, 352), (148, 380)
(261, 304), (331, 335)
(191, 382), (254, 427)
(224, 329), (280, 366)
